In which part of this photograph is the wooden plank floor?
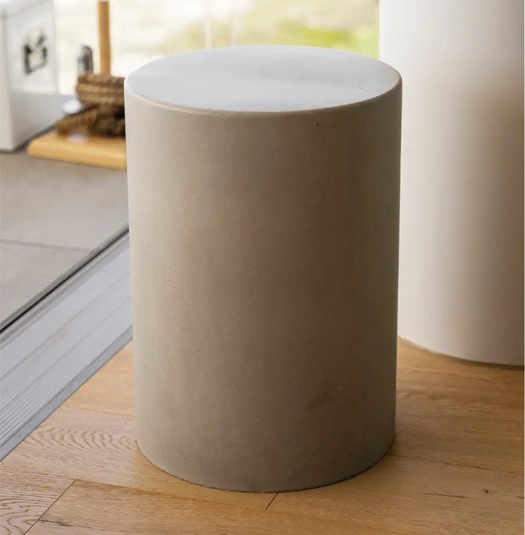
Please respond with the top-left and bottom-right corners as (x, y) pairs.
(1, 341), (523, 534)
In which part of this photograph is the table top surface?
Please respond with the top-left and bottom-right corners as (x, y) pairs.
(126, 46), (400, 113)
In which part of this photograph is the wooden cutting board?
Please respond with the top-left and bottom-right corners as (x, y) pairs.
(27, 130), (126, 170)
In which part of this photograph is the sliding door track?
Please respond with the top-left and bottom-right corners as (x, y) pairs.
(0, 232), (133, 458)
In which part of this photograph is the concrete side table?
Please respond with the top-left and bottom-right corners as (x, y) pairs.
(125, 46), (402, 492)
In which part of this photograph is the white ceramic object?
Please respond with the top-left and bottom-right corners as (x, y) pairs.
(380, 0), (524, 365)
(125, 46), (402, 492)
(0, 0), (61, 151)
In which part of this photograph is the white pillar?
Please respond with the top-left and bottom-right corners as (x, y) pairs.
(380, 0), (524, 365)
(125, 46), (402, 491)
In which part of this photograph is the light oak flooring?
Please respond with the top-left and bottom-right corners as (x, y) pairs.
(1, 340), (523, 534)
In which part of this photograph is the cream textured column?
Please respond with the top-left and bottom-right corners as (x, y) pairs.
(125, 46), (402, 492)
(381, 0), (524, 365)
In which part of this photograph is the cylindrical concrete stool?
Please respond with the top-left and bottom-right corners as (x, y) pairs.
(125, 46), (402, 492)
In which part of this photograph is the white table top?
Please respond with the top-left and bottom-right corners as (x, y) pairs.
(126, 46), (400, 114)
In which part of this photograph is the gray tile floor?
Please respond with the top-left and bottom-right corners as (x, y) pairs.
(0, 152), (128, 326)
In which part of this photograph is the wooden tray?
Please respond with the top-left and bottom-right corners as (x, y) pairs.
(27, 130), (126, 170)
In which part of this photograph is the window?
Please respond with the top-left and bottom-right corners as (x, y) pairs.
(56, 0), (379, 94)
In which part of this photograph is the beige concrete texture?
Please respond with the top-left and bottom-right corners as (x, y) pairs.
(125, 46), (402, 492)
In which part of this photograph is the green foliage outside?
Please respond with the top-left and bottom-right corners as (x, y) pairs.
(274, 22), (378, 57)
(136, 0), (379, 59)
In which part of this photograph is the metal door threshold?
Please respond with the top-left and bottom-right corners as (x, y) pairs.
(0, 233), (132, 459)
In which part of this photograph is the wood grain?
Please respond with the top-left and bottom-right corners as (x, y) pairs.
(65, 340), (525, 473)
(392, 418), (523, 474)
(1, 340), (522, 535)
(0, 407), (273, 511)
(30, 480), (398, 535)
(398, 341), (523, 410)
(394, 342), (524, 473)
(27, 131), (126, 170)
(97, 1), (111, 75)
(269, 454), (523, 535)
(64, 343), (134, 416)
(0, 467), (72, 535)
